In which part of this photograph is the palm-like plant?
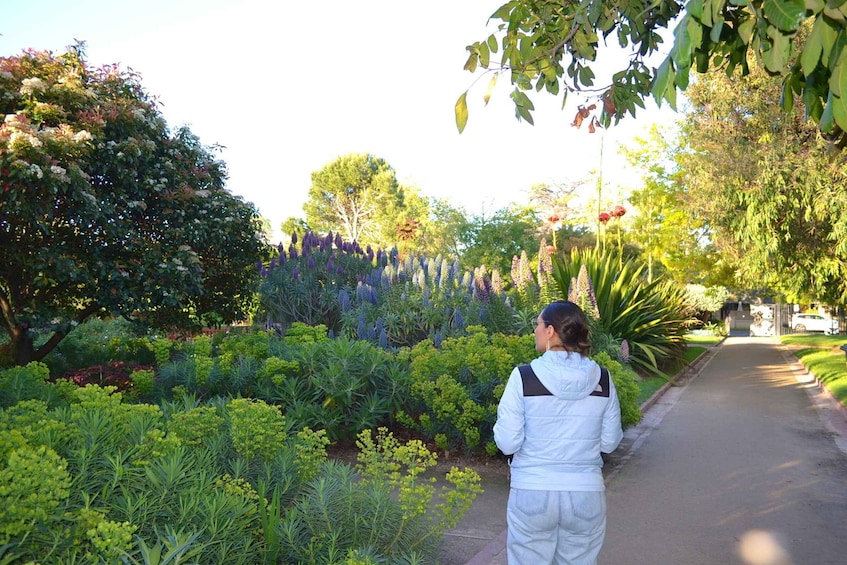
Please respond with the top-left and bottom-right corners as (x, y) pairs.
(551, 247), (692, 376)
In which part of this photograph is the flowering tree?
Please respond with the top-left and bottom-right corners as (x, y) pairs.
(0, 45), (266, 366)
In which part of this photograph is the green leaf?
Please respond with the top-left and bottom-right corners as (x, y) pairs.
(487, 33), (499, 53)
(688, 0), (705, 19)
(519, 36), (534, 62)
(665, 76), (678, 110)
(804, 0), (824, 12)
(509, 5), (528, 32)
(780, 77), (795, 111)
(510, 88), (535, 124)
(762, 28), (790, 72)
(688, 17), (704, 51)
(651, 58), (673, 106)
(762, 0), (807, 32)
(455, 92), (468, 133)
(672, 15), (693, 68)
(560, 88), (569, 110)
(463, 49), (478, 73)
(801, 17), (826, 76)
(738, 17), (756, 44)
(831, 49), (847, 97)
(711, 0), (726, 27)
(710, 18), (725, 43)
(510, 88), (535, 111)
(675, 64), (691, 90)
(833, 93), (847, 130)
(479, 41), (490, 68)
(820, 90), (836, 131)
(819, 15), (840, 64)
(700, 0), (714, 27)
(823, 6), (847, 23)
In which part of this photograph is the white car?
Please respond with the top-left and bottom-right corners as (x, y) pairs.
(790, 313), (839, 334)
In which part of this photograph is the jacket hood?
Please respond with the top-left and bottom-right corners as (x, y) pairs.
(530, 351), (601, 400)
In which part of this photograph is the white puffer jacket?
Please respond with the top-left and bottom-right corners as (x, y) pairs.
(494, 350), (623, 491)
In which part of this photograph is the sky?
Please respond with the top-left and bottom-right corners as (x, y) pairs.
(4, 0), (680, 242)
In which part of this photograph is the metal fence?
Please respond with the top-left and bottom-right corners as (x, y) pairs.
(724, 303), (845, 336)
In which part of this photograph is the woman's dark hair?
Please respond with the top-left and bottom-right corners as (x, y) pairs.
(540, 300), (591, 356)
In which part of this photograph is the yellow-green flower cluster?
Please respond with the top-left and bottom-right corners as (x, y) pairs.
(168, 406), (225, 448)
(226, 398), (288, 462)
(86, 518), (137, 561)
(0, 445), (71, 542)
(146, 337), (174, 367)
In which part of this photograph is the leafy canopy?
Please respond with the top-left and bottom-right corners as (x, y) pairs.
(303, 153), (407, 248)
(0, 45), (266, 366)
(677, 52), (847, 303)
(458, 0), (847, 145)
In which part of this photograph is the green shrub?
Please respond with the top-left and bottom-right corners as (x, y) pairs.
(592, 351), (642, 428)
(42, 317), (155, 375)
(398, 328), (536, 454)
(226, 398), (291, 462)
(553, 247), (692, 376)
(0, 362), (58, 408)
(285, 337), (410, 441)
(275, 428), (481, 564)
(1, 385), (475, 564)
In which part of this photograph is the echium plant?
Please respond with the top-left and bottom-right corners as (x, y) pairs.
(568, 263), (619, 361)
(537, 238), (559, 306)
(339, 252), (519, 348)
(509, 250), (539, 329)
(256, 231), (382, 334)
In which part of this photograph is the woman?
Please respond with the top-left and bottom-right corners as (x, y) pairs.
(494, 300), (623, 564)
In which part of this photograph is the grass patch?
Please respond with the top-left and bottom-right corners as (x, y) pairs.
(780, 334), (846, 349)
(636, 376), (666, 405)
(781, 334), (847, 407)
(684, 334), (723, 346)
(636, 345), (709, 405)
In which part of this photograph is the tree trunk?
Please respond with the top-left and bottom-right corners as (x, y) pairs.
(9, 325), (35, 366)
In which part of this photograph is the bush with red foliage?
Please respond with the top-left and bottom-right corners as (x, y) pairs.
(53, 361), (155, 393)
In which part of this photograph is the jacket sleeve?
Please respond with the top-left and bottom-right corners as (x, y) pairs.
(600, 376), (624, 454)
(494, 366), (525, 456)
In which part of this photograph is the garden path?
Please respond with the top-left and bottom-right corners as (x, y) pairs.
(441, 336), (847, 564)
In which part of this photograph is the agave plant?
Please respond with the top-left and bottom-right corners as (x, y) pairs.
(551, 247), (692, 377)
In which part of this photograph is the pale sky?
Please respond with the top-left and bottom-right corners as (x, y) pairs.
(4, 0), (679, 241)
